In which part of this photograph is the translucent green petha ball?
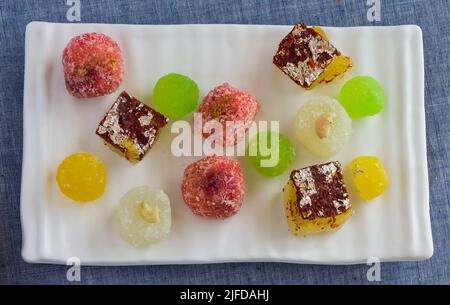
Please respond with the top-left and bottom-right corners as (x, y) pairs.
(246, 131), (296, 177)
(338, 76), (385, 118)
(151, 73), (200, 120)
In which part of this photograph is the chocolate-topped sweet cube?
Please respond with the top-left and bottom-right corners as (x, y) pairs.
(273, 22), (352, 90)
(96, 91), (169, 162)
(283, 161), (353, 235)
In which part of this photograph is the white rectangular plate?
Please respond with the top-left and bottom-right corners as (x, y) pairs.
(21, 22), (433, 265)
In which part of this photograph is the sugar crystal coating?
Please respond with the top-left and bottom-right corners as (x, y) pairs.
(181, 156), (244, 218)
(197, 83), (260, 146)
(115, 186), (171, 247)
(62, 33), (124, 98)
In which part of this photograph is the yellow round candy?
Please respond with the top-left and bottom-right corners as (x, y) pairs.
(56, 152), (107, 203)
(349, 156), (388, 201)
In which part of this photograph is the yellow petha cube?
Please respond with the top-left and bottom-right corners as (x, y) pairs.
(96, 91), (169, 163)
(273, 23), (353, 90)
(349, 156), (389, 201)
(283, 161), (353, 236)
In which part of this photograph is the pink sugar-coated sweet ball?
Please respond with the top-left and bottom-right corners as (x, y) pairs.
(197, 82), (260, 146)
(181, 155), (245, 219)
(62, 33), (124, 98)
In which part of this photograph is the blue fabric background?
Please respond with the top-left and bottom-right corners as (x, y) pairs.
(0, 0), (449, 284)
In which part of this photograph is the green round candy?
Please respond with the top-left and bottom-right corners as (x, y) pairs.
(152, 73), (200, 119)
(246, 131), (296, 177)
(338, 76), (385, 118)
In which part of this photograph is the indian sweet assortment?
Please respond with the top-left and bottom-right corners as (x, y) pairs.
(283, 161), (353, 235)
(115, 186), (172, 247)
(294, 96), (352, 158)
(62, 33), (124, 98)
(54, 21), (392, 246)
(197, 82), (260, 146)
(181, 156), (245, 218)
